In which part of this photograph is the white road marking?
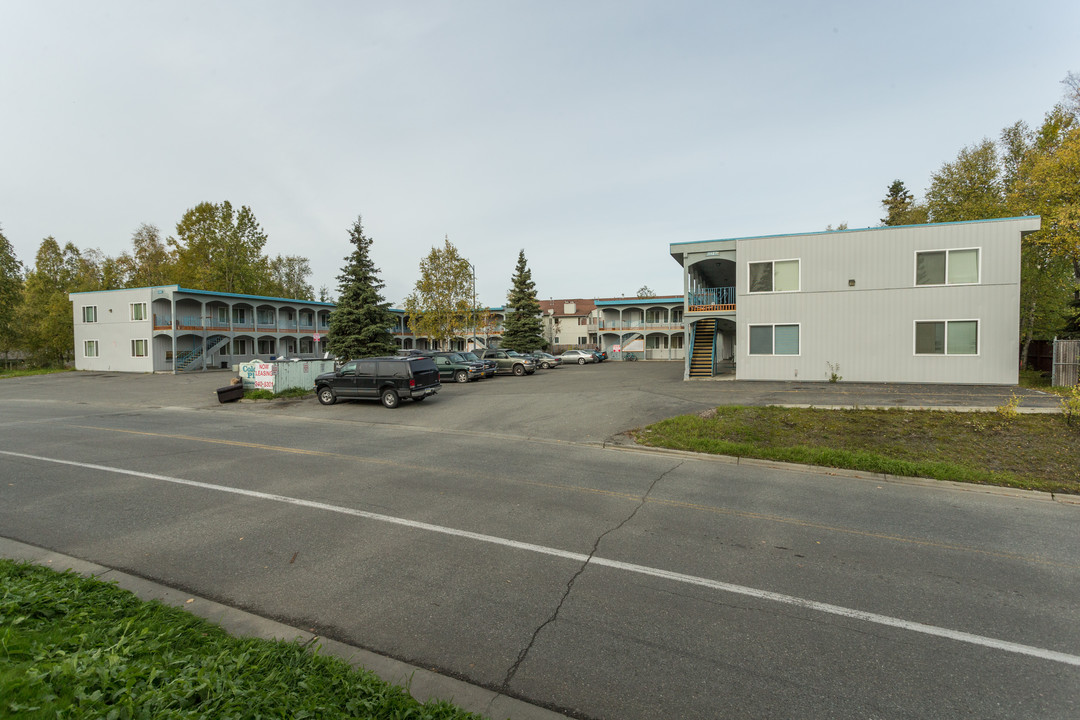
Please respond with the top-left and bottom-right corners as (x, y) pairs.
(4, 449), (1079, 668)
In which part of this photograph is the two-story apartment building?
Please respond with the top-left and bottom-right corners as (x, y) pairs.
(69, 285), (334, 372)
(669, 216), (1041, 383)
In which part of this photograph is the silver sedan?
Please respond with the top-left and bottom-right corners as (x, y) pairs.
(559, 349), (598, 365)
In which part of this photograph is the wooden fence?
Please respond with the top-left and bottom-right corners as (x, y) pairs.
(1053, 339), (1080, 387)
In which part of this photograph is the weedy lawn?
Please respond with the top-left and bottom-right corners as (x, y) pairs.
(0, 560), (485, 720)
(634, 406), (1080, 495)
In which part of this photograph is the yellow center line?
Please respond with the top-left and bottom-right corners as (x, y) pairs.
(69, 424), (1078, 571)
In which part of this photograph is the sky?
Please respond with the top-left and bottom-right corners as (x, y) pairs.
(1, 1), (1077, 307)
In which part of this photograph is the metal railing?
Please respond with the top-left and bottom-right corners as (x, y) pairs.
(688, 287), (735, 308)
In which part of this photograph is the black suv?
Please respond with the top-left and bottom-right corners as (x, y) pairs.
(315, 356), (441, 408)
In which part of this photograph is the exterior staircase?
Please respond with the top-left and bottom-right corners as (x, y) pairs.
(177, 334), (229, 371)
(689, 319), (716, 378)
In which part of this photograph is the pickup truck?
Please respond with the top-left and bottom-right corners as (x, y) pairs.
(474, 348), (536, 376)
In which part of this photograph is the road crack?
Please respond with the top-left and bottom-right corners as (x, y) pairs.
(499, 460), (685, 690)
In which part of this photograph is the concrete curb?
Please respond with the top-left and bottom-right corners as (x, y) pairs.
(0, 537), (569, 720)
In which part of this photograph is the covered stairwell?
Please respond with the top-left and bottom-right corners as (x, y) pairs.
(176, 334), (229, 371)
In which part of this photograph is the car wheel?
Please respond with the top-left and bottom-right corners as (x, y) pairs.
(578, 358), (586, 365)
(455, 370), (469, 383)
(542, 362), (551, 369)
(381, 388), (400, 408)
(317, 386), (336, 405)
(513, 363), (525, 376)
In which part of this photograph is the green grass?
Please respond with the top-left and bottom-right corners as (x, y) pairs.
(0, 560), (487, 720)
(243, 387), (314, 400)
(0, 367), (73, 379)
(634, 406), (1080, 495)
(1018, 368), (1074, 396)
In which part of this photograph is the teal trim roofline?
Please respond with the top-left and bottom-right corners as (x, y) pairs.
(68, 284), (336, 307)
(669, 215), (1042, 250)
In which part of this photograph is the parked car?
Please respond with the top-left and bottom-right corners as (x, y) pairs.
(429, 351), (484, 383)
(594, 350), (608, 361)
(527, 351), (562, 369)
(460, 351), (497, 378)
(474, 348), (536, 375)
(315, 356), (441, 408)
(560, 349), (598, 365)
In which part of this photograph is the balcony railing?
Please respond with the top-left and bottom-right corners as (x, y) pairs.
(688, 287), (736, 312)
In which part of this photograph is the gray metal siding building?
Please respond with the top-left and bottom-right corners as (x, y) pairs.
(671, 217), (1040, 384)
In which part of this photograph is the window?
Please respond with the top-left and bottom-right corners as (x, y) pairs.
(749, 324), (800, 355)
(915, 248), (979, 285)
(749, 259), (799, 293)
(232, 308), (248, 324)
(915, 320), (978, 355)
(84, 340), (99, 357)
(216, 307), (228, 324)
(258, 339), (275, 355)
(82, 306), (97, 323)
(578, 336), (588, 345)
(131, 339), (148, 357)
(130, 302), (147, 321)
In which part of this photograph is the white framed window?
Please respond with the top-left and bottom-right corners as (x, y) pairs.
(84, 340), (99, 357)
(130, 302), (147, 321)
(748, 323), (800, 356)
(914, 320), (978, 355)
(233, 339), (248, 355)
(258, 339), (275, 354)
(82, 306), (98, 323)
(915, 248), (980, 286)
(748, 259), (800, 293)
(578, 336), (588, 345)
(217, 307), (229, 323)
(131, 339), (149, 357)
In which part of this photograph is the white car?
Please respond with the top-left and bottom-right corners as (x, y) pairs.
(559, 349), (598, 365)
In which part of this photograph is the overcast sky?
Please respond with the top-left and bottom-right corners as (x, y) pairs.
(1, 1), (1076, 307)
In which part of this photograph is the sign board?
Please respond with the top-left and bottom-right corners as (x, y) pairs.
(313, 333), (321, 342)
(613, 344), (622, 353)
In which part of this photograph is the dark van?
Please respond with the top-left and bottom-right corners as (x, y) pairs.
(315, 356), (441, 408)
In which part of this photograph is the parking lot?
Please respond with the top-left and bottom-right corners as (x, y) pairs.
(6, 361), (1065, 446)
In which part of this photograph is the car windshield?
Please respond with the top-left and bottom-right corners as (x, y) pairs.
(448, 353), (466, 362)
(462, 353), (483, 362)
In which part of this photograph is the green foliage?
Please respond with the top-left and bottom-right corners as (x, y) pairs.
(880, 180), (929, 225)
(926, 139), (1009, 223)
(501, 250), (545, 352)
(403, 236), (473, 351)
(0, 225), (23, 359)
(826, 361), (842, 383)
(326, 216), (398, 361)
(1062, 385), (1080, 426)
(17, 238), (81, 367)
(267, 255), (315, 300)
(170, 201), (276, 295)
(636, 406), (1080, 494)
(117, 223), (176, 288)
(0, 560), (484, 720)
(996, 392), (1021, 419)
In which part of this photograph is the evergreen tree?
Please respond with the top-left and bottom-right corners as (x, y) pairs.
(502, 250), (545, 352)
(326, 216), (398, 361)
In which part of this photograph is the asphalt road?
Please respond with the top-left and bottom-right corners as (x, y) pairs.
(1, 366), (1077, 718)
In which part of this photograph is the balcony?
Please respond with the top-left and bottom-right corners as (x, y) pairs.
(688, 287), (735, 312)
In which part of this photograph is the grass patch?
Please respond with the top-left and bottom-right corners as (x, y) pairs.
(635, 406), (1080, 495)
(0, 560), (486, 719)
(243, 386), (313, 400)
(0, 367), (73, 379)
(1018, 368), (1074, 397)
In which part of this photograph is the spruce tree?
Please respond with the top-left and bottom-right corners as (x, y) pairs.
(502, 250), (545, 352)
(326, 217), (398, 361)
